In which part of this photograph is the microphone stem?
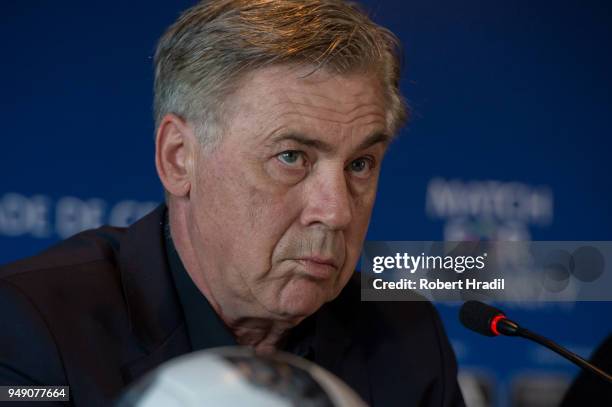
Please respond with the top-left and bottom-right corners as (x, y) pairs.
(518, 327), (612, 384)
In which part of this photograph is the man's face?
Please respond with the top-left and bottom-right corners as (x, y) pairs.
(186, 65), (390, 321)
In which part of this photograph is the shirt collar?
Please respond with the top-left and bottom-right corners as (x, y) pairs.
(164, 211), (236, 351)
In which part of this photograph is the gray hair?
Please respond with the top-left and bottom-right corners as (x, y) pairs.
(154, 0), (408, 148)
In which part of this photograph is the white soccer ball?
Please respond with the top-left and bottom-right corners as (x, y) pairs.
(116, 347), (367, 407)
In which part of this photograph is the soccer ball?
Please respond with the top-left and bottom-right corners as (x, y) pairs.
(116, 347), (367, 407)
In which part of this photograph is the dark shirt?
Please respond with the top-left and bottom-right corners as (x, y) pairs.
(163, 211), (315, 358)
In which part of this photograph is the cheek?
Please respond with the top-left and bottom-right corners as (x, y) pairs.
(237, 183), (304, 277)
(349, 189), (376, 239)
(340, 194), (376, 275)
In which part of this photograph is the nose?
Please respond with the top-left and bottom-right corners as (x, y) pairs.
(300, 166), (353, 230)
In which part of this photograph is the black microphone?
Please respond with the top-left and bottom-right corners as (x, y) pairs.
(459, 300), (612, 384)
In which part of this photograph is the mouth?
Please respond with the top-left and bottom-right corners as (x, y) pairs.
(295, 257), (339, 280)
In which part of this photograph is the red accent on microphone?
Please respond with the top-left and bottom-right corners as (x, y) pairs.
(490, 314), (506, 336)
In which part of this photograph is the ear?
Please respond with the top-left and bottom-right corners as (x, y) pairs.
(155, 114), (196, 198)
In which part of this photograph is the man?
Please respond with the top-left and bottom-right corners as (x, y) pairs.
(0, 1), (464, 406)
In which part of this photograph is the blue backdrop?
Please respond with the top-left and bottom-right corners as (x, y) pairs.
(2, 1), (611, 406)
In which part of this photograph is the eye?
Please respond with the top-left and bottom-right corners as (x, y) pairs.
(277, 150), (306, 167)
(347, 157), (375, 178)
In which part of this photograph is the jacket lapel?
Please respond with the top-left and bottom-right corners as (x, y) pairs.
(118, 204), (190, 382)
(121, 322), (190, 383)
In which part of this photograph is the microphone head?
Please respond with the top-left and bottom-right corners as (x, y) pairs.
(459, 300), (506, 337)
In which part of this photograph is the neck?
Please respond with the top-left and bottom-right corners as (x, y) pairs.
(166, 200), (302, 352)
(229, 318), (297, 354)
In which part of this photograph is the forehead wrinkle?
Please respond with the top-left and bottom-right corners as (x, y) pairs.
(282, 87), (383, 107)
(260, 96), (387, 128)
(270, 108), (387, 127)
(268, 93), (387, 123)
(282, 88), (386, 116)
(278, 100), (386, 119)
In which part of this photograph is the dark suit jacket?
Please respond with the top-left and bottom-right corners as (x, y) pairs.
(0, 205), (464, 406)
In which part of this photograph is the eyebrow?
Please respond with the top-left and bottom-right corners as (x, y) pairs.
(270, 132), (391, 153)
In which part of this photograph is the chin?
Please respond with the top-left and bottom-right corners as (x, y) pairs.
(274, 277), (333, 318)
